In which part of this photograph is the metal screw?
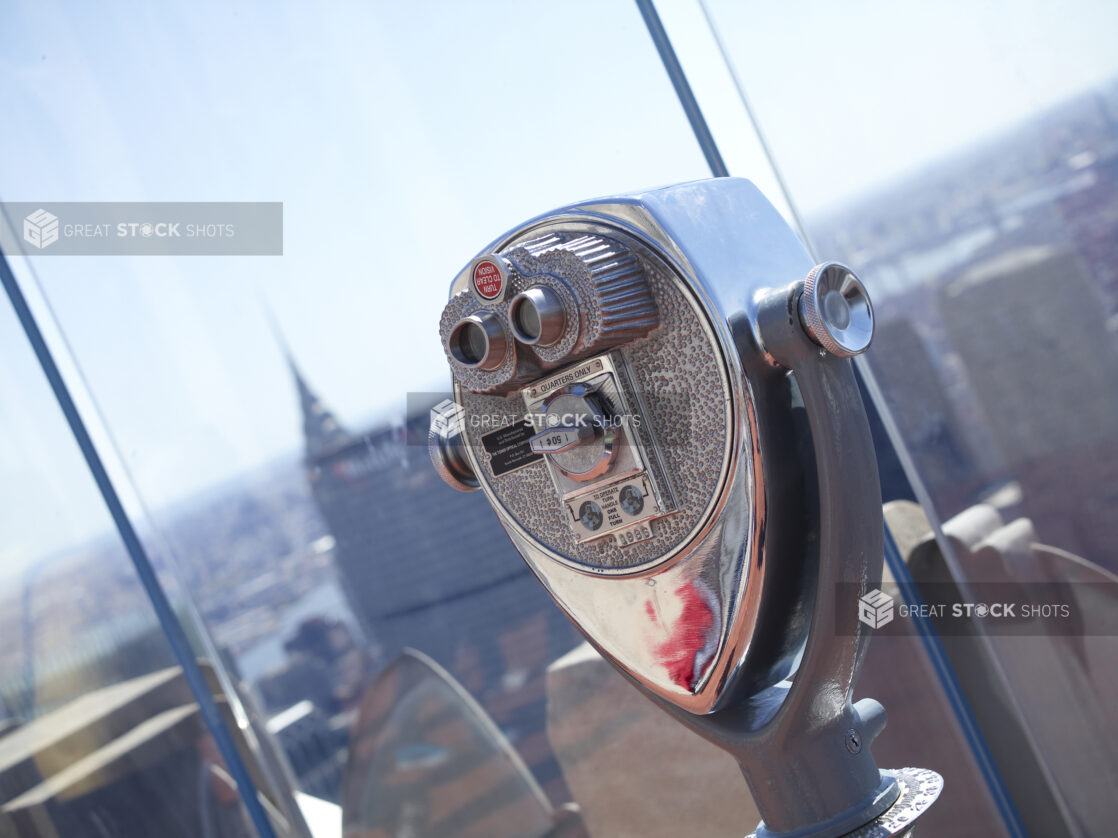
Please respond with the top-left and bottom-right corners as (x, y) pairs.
(845, 728), (862, 754)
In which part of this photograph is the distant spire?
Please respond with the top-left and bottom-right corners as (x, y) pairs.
(262, 299), (351, 457)
(290, 355), (352, 456)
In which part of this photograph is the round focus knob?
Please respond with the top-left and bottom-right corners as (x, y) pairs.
(428, 403), (478, 492)
(799, 262), (874, 357)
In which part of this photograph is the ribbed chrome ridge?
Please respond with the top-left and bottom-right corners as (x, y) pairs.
(519, 233), (659, 355)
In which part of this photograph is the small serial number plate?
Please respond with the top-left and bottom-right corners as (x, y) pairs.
(614, 520), (654, 548)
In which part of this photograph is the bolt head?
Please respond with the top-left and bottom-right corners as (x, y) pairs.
(845, 728), (862, 754)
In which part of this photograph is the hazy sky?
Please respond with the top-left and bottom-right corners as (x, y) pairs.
(2, 0), (1117, 572)
(699, 0), (1118, 213)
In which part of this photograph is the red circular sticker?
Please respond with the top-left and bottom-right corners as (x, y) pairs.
(472, 260), (504, 300)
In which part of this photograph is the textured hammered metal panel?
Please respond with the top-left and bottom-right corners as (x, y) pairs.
(462, 232), (732, 572)
(513, 233), (659, 361)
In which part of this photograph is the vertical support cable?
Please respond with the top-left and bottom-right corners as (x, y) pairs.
(635, 0), (729, 178)
(0, 249), (278, 838)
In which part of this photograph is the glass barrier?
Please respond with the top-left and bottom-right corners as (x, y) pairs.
(0, 272), (291, 836)
(8, 1), (1113, 835)
(1, 2), (718, 836)
(700, 1), (1118, 834)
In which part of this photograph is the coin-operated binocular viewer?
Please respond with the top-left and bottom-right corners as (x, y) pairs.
(430, 179), (942, 837)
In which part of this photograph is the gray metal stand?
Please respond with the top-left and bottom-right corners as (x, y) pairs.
(650, 281), (942, 837)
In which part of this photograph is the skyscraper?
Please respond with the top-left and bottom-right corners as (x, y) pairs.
(866, 318), (980, 511)
(940, 245), (1118, 568)
(290, 366), (582, 800)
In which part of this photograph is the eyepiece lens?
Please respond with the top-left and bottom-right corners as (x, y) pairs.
(513, 298), (542, 341)
(509, 286), (565, 346)
(448, 313), (508, 370)
(455, 321), (488, 365)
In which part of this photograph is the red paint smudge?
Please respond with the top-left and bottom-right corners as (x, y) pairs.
(644, 601), (658, 623)
(654, 583), (714, 690)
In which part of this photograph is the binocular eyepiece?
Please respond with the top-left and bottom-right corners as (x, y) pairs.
(439, 236), (661, 396)
(447, 312), (508, 370)
(444, 283), (568, 372)
(508, 285), (566, 346)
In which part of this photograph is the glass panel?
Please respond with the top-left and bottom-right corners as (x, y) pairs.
(1, 2), (718, 835)
(701, 1), (1118, 835)
(0, 278), (285, 836)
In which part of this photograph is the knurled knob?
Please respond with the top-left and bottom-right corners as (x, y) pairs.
(799, 262), (874, 357)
